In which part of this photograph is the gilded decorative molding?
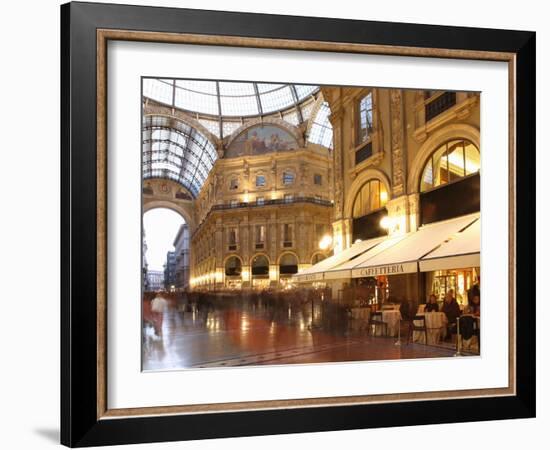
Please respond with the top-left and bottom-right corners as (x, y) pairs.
(390, 89), (405, 197)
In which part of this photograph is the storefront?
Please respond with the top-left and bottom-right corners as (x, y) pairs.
(296, 212), (480, 311)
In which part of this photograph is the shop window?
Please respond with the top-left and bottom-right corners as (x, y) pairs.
(229, 199), (238, 208)
(352, 179), (389, 219)
(358, 92), (373, 144)
(256, 175), (266, 187)
(251, 255), (269, 276)
(420, 140), (480, 192)
(256, 196), (265, 206)
(225, 256), (242, 276)
(279, 253), (298, 274)
(284, 194), (293, 203)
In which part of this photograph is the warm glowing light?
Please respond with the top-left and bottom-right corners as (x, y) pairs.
(243, 191), (249, 203)
(380, 190), (388, 203)
(319, 234), (333, 250)
(380, 216), (392, 229)
(354, 239), (362, 244)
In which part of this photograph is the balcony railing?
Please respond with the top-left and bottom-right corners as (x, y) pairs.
(212, 196), (333, 211)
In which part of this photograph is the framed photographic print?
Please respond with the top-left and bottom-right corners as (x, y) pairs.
(61, 1), (536, 447)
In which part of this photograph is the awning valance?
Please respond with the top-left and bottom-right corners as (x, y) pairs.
(419, 218), (480, 272)
(351, 213), (479, 278)
(294, 236), (385, 282)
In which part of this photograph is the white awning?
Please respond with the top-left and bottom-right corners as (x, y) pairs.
(350, 213), (480, 278)
(324, 235), (407, 280)
(294, 236), (385, 282)
(419, 218), (480, 272)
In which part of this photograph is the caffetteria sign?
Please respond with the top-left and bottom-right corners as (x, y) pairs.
(352, 262), (417, 278)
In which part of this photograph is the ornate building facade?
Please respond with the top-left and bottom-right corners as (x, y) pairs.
(141, 80), (480, 299)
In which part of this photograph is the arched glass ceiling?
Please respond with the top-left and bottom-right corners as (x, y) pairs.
(142, 116), (217, 197)
(307, 102), (333, 149)
(143, 79), (319, 138)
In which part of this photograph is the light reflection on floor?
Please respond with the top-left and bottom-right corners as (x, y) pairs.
(142, 300), (460, 371)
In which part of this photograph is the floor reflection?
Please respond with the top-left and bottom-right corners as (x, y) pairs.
(142, 294), (459, 371)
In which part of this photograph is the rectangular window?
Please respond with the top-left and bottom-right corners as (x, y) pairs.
(314, 195), (322, 203)
(355, 142), (373, 165)
(313, 173), (322, 185)
(284, 194), (293, 203)
(283, 224), (293, 247)
(358, 92), (373, 143)
(256, 225), (265, 243)
(256, 197), (265, 205)
(228, 228), (237, 247)
(255, 175), (266, 187)
(229, 199), (238, 207)
(282, 171), (295, 185)
(425, 91), (457, 122)
(229, 178), (239, 190)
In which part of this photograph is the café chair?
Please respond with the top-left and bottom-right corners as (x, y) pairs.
(368, 311), (387, 337)
(408, 315), (428, 344)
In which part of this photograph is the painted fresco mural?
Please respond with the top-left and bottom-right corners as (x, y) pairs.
(225, 125), (299, 158)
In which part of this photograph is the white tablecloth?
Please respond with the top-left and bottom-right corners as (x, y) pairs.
(413, 312), (448, 344)
(380, 310), (402, 337)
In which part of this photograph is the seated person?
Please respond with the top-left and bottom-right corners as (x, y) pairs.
(424, 294), (439, 313)
(467, 278), (481, 316)
(442, 290), (461, 341)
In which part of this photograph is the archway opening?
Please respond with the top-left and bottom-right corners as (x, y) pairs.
(142, 208), (189, 293)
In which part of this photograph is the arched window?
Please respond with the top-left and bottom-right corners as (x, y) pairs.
(251, 255), (269, 276)
(420, 140), (480, 192)
(312, 253), (326, 265)
(279, 253), (298, 275)
(352, 180), (388, 219)
(225, 257), (242, 276)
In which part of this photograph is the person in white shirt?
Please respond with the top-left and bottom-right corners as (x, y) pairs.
(150, 292), (168, 337)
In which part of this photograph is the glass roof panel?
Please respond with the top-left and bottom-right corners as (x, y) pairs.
(256, 83), (285, 93)
(144, 79), (320, 126)
(174, 88), (219, 115)
(220, 94), (258, 116)
(219, 82), (256, 96)
(260, 86), (295, 114)
(143, 79), (173, 105)
(142, 115), (218, 196)
(175, 80), (217, 94)
(308, 102), (333, 149)
(294, 85), (318, 100)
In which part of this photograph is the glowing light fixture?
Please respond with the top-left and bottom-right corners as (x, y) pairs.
(380, 216), (393, 230)
(319, 234), (333, 250)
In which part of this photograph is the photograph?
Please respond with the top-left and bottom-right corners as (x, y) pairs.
(141, 78), (482, 371)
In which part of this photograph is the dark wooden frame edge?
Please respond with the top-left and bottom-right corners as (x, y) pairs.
(61, 1), (536, 447)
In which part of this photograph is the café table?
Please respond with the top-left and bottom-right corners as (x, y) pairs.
(381, 310), (402, 337)
(413, 312), (448, 344)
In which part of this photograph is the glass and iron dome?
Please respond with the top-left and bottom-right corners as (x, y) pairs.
(143, 79), (319, 138)
(142, 115), (218, 197)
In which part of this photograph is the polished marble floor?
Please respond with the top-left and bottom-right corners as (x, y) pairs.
(142, 298), (462, 371)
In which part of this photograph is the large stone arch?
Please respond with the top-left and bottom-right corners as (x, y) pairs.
(407, 124), (480, 194)
(344, 168), (392, 219)
(142, 178), (196, 231)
